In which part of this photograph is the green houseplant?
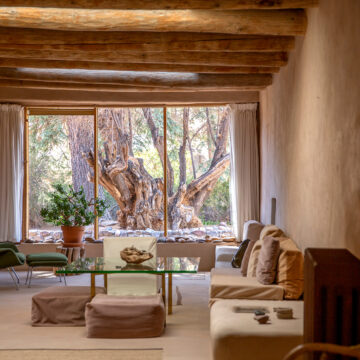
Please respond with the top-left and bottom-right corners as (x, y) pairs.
(40, 184), (108, 247)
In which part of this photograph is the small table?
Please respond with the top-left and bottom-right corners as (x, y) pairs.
(57, 256), (200, 315)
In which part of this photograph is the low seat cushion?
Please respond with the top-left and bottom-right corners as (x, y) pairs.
(210, 268), (284, 302)
(215, 246), (238, 269)
(26, 252), (68, 267)
(32, 286), (106, 327)
(85, 294), (165, 338)
(210, 299), (303, 360)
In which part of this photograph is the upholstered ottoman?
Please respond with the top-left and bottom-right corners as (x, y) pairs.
(210, 299), (303, 360)
(85, 294), (165, 338)
(32, 286), (105, 327)
(26, 252), (69, 286)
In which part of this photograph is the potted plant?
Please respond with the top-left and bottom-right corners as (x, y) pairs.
(40, 184), (108, 247)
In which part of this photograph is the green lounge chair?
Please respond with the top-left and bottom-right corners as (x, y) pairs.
(0, 242), (25, 290)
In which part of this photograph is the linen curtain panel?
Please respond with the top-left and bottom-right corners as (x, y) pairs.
(230, 103), (259, 240)
(0, 104), (24, 243)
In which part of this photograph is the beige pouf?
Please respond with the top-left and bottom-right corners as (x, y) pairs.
(85, 294), (165, 338)
(32, 286), (105, 327)
(210, 299), (303, 360)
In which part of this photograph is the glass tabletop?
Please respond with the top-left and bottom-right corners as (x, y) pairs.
(56, 257), (200, 274)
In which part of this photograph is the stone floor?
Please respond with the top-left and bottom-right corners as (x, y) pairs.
(0, 270), (212, 360)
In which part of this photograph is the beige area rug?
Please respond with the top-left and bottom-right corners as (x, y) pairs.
(0, 349), (163, 360)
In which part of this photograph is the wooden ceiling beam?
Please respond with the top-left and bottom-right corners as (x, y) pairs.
(0, 79), (268, 91)
(0, 28), (294, 45)
(0, 36), (295, 52)
(0, 68), (272, 89)
(0, 58), (280, 74)
(0, 0), (319, 10)
(0, 50), (288, 67)
(0, 8), (307, 35)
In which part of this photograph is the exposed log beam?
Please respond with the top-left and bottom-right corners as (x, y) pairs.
(0, 79), (269, 91)
(0, 49), (288, 67)
(0, 28), (294, 46)
(0, 58), (280, 74)
(0, 0), (319, 10)
(0, 8), (307, 35)
(0, 68), (272, 88)
(0, 36), (294, 52)
(0, 87), (260, 106)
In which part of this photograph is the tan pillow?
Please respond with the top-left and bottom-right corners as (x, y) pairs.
(240, 239), (256, 276)
(276, 237), (304, 299)
(259, 225), (285, 242)
(256, 236), (280, 285)
(246, 240), (262, 277)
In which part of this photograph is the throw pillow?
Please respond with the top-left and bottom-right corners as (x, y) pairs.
(240, 239), (256, 276)
(276, 237), (304, 299)
(246, 240), (262, 277)
(231, 239), (250, 268)
(256, 236), (281, 285)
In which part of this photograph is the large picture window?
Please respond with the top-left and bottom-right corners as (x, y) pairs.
(25, 106), (233, 243)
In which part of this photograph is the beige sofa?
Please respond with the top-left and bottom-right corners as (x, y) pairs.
(210, 222), (304, 304)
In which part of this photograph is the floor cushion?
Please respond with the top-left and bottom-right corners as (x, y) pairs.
(210, 268), (284, 303)
(32, 286), (105, 326)
(85, 293), (165, 338)
(210, 299), (303, 360)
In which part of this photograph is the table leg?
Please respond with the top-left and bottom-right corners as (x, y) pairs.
(161, 274), (166, 305)
(104, 273), (108, 292)
(168, 273), (172, 315)
(91, 273), (96, 298)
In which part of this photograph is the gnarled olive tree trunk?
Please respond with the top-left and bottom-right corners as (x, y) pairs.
(83, 107), (230, 230)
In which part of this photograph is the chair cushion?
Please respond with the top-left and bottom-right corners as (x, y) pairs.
(85, 293), (165, 338)
(32, 286), (106, 327)
(210, 268), (284, 302)
(26, 252), (68, 267)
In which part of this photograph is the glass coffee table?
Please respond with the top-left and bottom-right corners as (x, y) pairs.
(57, 256), (200, 315)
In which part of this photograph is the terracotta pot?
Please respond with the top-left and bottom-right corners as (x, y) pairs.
(61, 226), (85, 248)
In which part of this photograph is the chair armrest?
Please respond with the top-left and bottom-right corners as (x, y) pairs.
(0, 242), (19, 252)
(0, 248), (23, 268)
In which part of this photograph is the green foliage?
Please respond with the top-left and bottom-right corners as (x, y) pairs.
(199, 170), (231, 224)
(40, 184), (108, 227)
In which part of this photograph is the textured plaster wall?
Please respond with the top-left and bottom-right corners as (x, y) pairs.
(260, 0), (360, 257)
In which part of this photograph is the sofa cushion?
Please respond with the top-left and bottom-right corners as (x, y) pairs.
(240, 239), (256, 276)
(210, 299), (303, 360)
(256, 236), (280, 285)
(215, 246), (239, 269)
(242, 221), (265, 242)
(210, 268), (284, 302)
(276, 237), (304, 300)
(231, 240), (250, 268)
(259, 225), (285, 242)
(247, 225), (285, 277)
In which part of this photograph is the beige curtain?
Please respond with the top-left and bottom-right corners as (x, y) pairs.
(230, 103), (259, 241)
(0, 104), (24, 243)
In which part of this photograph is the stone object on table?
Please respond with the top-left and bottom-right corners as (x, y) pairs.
(120, 246), (153, 264)
(254, 314), (270, 324)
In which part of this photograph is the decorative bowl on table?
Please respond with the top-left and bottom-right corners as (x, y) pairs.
(120, 246), (153, 264)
